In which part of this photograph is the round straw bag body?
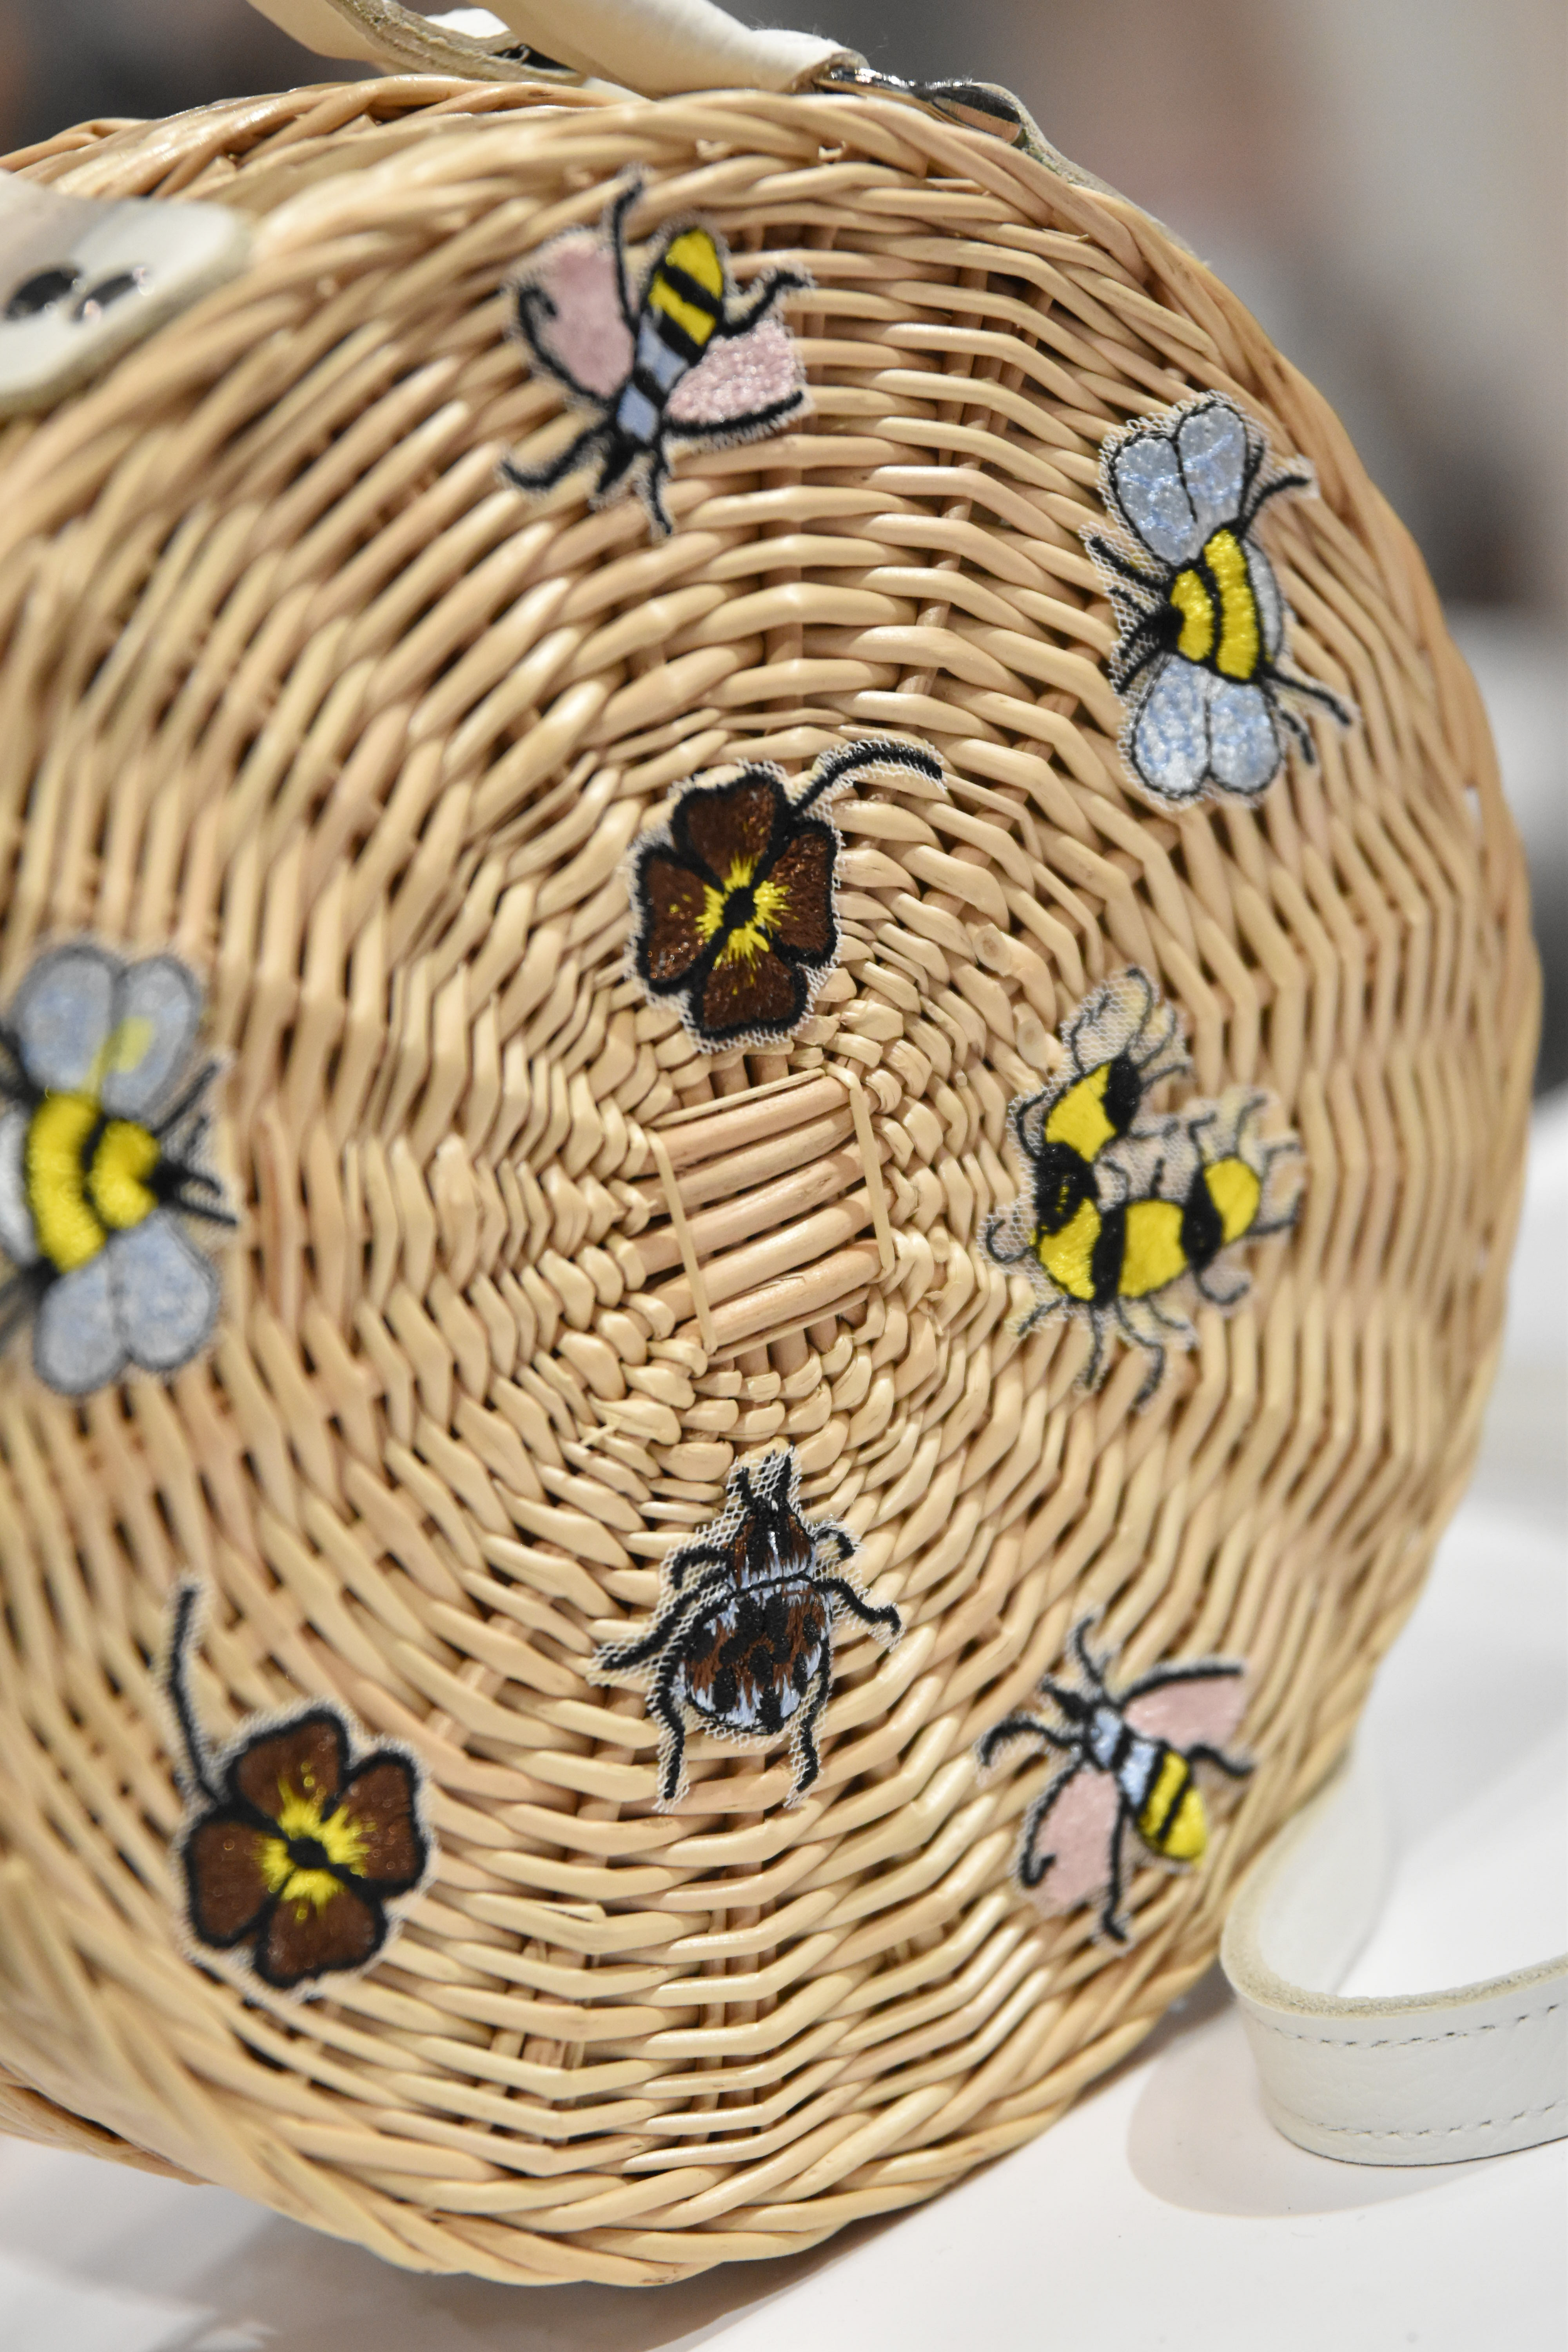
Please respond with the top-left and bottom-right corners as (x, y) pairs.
(0, 28), (1537, 2288)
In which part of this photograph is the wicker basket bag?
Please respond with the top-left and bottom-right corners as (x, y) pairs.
(0, 3), (1537, 2287)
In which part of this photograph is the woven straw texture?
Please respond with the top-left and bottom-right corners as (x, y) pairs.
(0, 76), (1537, 2285)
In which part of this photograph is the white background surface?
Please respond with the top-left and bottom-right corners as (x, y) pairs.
(0, 1145), (1562, 2352)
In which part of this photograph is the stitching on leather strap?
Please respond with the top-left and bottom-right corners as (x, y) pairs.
(1272, 2099), (1568, 2143)
(1248, 2000), (1562, 2052)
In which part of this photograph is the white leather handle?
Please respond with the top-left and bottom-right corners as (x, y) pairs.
(245, 0), (857, 93)
(1221, 1753), (1568, 2165)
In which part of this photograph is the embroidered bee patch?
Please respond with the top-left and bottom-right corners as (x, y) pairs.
(1000, 966), (1188, 1236)
(590, 1448), (903, 1809)
(982, 970), (1302, 1401)
(0, 945), (233, 1394)
(164, 1582), (433, 1994)
(978, 1617), (1251, 1944)
(628, 738), (945, 1054)
(502, 177), (812, 539)
(1084, 392), (1355, 805)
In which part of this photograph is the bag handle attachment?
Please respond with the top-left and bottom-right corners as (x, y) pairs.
(244, 1), (1083, 175)
(1221, 1752), (1568, 2166)
(245, 0), (858, 94)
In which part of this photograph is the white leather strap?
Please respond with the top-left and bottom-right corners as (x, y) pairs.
(245, 0), (856, 92)
(1221, 1753), (1568, 2164)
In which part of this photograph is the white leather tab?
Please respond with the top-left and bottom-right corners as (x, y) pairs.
(1222, 1755), (1568, 2164)
(245, 0), (854, 91)
(0, 178), (250, 418)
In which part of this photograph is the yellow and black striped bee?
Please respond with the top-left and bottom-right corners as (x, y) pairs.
(0, 945), (233, 1394)
(1004, 967), (1187, 1252)
(978, 1616), (1252, 1944)
(1084, 391), (1355, 805)
(987, 1072), (1301, 1403)
(589, 1448), (902, 1809)
(502, 177), (812, 539)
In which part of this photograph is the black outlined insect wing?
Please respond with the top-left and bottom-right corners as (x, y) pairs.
(504, 184), (811, 539)
(1088, 392), (1355, 805)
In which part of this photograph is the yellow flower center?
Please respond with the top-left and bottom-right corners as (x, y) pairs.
(257, 1776), (369, 1918)
(696, 858), (791, 966)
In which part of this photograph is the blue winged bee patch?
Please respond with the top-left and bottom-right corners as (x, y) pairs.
(0, 944), (233, 1394)
(1084, 393), (1356, 807)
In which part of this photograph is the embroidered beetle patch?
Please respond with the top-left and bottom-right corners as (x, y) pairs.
(0, 944), (233, 1394)
(165, 1582), (433, 1994)
(1084, 392), (1355, 805)
(978, 1616), (1251, 1943)
(628, 738), (944, 1054)
(502, 177), (812, 539)
(589, 1448), (903, 1809)
(982, 969), (1302, 1401)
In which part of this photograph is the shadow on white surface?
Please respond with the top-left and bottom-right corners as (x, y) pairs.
(0, 2134), (891, 2352)
(1128, 1971), (1448, 2217)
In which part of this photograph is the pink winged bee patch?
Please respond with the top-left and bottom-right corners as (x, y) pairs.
(501, 177), (812, 539)
(978, 1617), (1252, 1943)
